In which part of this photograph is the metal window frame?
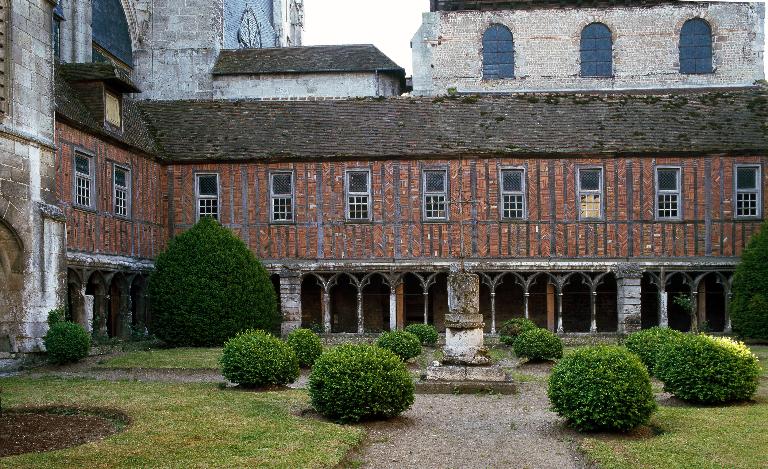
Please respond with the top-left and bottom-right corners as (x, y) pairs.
(734, 164), (762, 219)
(422, 167), (449, 222)
(194, 172), (220, 221)
(579, 22), (613, 78)
(112, 163), (131, 219)
(269, 170), (295, 224)
(481, 24), (515, 81)
(577, 166), (604, 221)
(654, 165), (682, 221)
(679, 18), (714, 75)
(72, 150), (96, 211)
(345, 168), (372, 222)
(499, 166), (527, 221)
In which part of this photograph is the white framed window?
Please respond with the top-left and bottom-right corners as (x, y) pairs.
(270, 171), (294, 223)
(655, 166), (681, 220)
(195, 173), (219, 220)
(113, 165), (131, 218)
(345, 169), (371, 221)
(73, 152), (95, 209)
(577, 167), (603, 220)
(500, 168), (526, 220)
(423, 168), (448, 221)
(735, 165), (762, 219)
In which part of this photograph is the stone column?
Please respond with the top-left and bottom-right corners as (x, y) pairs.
(356, 289), (364, 334)
(83, 294), (94, 334)
(589, 290), (598, 333)
(724, 290), (733, 333)
(279, 271), (302, 336)
(523, 292), (530, 320)
(423, 291), (429, 325)
(556, 291), (564, 334)
(389, 289), (397, 331)
(659, 286), (669, 328)
(443, 270), (490, 366)
(616, 264), (643, 334)
(119, 291), (131, 338)
(322, 289), (332, 333)
(489, 291), (497, 335)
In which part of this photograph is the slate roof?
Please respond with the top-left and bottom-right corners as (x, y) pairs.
(137, 87), (768, 162)
(58, 62), (140, 93)
(54, 67), (157, 155)
(212, 44), (406, 77)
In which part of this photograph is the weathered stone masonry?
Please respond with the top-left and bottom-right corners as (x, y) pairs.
(413, 1), (765, 95)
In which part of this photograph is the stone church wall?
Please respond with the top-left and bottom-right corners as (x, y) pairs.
(212, 72), (403, 99)
(412, 1), (765, 95)
(0, 0), (66, 355)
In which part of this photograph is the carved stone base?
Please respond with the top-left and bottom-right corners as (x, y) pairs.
(443, 326), (492, 365)
(425, 364), (510, 382)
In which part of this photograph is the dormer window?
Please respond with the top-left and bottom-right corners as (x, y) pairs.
(105, 89), (122, 128)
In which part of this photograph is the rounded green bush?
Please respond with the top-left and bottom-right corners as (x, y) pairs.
(148, 218), (280, 346)
(655, 334), (760, 404)
(309, 344), (414, 423)
(548, 346), (657, 432)
(513, 328), (563, 361)
(286, 328), (323, 368)
(220, 330), (299, 387)
(405, 324), (439, 346)
(498, 318), (538, 346)
(44, 321), (91, 364)
(624, 327), (685, 375)
(376, 331), (422, 361)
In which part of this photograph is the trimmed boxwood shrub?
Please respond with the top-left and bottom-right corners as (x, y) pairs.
(286, 328), (323, 368)
(624, 327), (685, 375)
(44, 321), (91, 364)
(148, 218), (280, 346)
(220, 330), (299, 387)
(498, 318), (538, 346)
(309, 344), (414, 423)
(731, 220), (768, 340)
(405, 323), (439, 346)
(376, 331), (422, 361)
(548, 346), (657, 432)
(655, 334), (760, 404)
(513, 328), (563, 361)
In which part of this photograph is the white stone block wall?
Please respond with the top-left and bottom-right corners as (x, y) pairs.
(413, 2), (765, 95)
(212, 72), (402, 99)
(0, 0), (66, 354)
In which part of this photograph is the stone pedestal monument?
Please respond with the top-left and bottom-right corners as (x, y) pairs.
(425, 267), (512, 388)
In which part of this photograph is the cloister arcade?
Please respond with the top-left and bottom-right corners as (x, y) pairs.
(288, 267), (734, 335)
(59, 264), (735, 338)
(66, 267), (151, 339)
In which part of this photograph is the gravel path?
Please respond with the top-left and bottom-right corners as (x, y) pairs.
(353, 381), (587, 469)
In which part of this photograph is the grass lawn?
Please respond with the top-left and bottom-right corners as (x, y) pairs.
(98, 348), (223, 369)
(751, 345), (768, 377)
(0, 377), (362, 468)
(580, 344), (768, 469)
(580, 398), (768, 469)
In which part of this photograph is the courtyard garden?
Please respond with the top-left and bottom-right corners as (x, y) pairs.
(0, 338), (765, 468)
(3, 219), (766, 468)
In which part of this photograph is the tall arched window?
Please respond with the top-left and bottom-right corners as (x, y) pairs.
(580, 23), (612, 77)
(92, 0), (133, 67)
(482, 25), (514, 80)
(679, 18), (713, 74)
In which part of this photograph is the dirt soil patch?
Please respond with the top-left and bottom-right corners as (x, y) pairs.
(0, 406), (129, 457)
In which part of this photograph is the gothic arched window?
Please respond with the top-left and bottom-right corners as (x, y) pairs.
(92, 0), (133, 67)
(482, 25), (514, 80)
(679, 18), (713, 74)
(580, 23), (612, 77)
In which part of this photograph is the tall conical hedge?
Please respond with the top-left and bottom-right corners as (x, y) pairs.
(731, 221), (768, 341)
(148, 218), (280, 346)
